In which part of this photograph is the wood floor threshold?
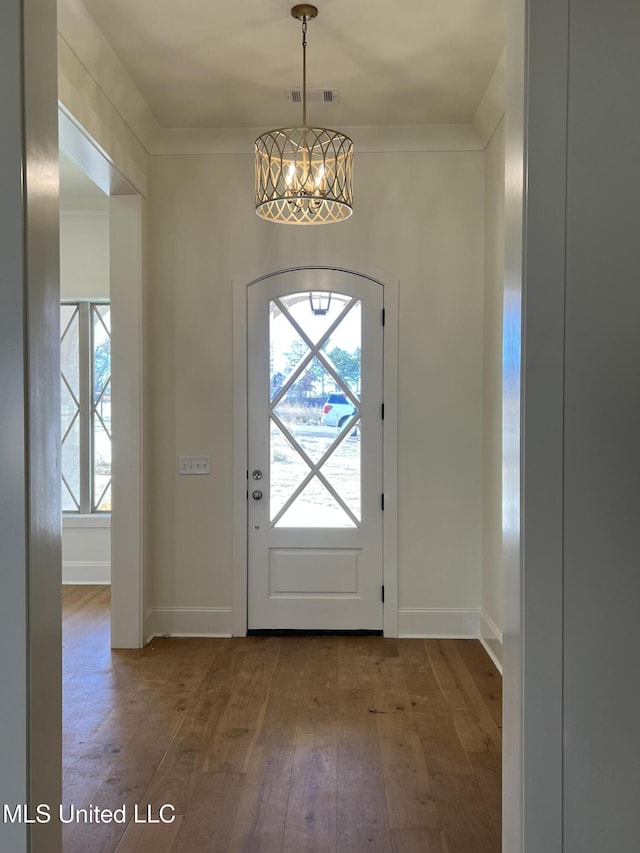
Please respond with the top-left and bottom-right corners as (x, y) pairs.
(247, 628), (384, 636)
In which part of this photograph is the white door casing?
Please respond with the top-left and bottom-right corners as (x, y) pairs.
(247, 269), (384, 631)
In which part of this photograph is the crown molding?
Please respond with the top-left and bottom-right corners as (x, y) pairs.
(153, 123), (483, 157)
(58, 0), (159, 155)
(472, 49), (506, 148)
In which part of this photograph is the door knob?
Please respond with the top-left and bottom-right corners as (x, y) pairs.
(252, 490), (263, 500)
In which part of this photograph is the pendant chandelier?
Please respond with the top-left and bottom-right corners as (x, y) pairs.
(255, 4), (354, 225)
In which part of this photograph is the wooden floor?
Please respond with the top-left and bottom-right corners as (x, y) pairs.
(62, 585), (502, 853)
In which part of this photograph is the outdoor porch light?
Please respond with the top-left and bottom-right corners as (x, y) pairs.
(308, 292), (332, 315)
(255, 5), (354, 225)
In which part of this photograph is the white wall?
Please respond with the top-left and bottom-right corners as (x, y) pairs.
(59, 200), (109, 298)
(146, 145), (485, 635)
(481, 115), (505, 666)
(60, 199), (111, 583)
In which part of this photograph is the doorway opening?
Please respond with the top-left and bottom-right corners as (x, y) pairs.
(59, 106), (144, 649)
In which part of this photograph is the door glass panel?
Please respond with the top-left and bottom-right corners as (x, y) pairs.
(272, 291), (353, 346)
(321, 433), (361, 520)
(320, 300), (361, 395)
(269, 290), (362, 528)
(272, 357), (356, 464)
(270, 334), (310, 402)
(270, 422), (312, 518)
(276, 476), (357, 528)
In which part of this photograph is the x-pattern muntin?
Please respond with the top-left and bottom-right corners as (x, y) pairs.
(91, 305), (112, 511)
(269, 294), (362, 527)
(61, 306), (81, 508)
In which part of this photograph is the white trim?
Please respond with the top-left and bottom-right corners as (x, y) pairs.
(480, 610), (503, 674)
(58, 105), (138, 197)
(154, 124), (482, 157)
(382, 279), (399, 638)
(62, 514), (111, 529)
(398, 608), (480, 638)
(110, 195), (144, 649)
(233, 265), (399, 637)
(62, 561), (111, 585)
(232, 279), (249, 637)
(145, 607), (233, 642)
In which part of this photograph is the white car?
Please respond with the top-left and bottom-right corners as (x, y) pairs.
(322, 393), (359, 430)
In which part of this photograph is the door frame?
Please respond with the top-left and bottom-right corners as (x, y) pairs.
(232, 266), (398, 637)
(59, 107), (145, 649)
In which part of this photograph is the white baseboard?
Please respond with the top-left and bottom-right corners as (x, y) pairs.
(62, 561), (111, 584)
(398, 608), (480, 638)
(480, 609), (503, 674)
(398, 607), (504, 672)
(143, 606), (503, 668)
(145, 606), (233, 642)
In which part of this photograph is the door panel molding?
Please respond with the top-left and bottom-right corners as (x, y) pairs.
(232, 266), (398, 636)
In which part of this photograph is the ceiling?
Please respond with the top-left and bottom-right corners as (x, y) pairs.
(79, 0), (505, 129)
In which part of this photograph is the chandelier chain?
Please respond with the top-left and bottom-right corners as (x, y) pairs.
(301, 16), (308, 131)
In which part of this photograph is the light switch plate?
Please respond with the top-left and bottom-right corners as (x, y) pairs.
(178, 455), (211, 475)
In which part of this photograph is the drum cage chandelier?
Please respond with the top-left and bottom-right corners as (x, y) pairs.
(255, 4), (354, 225)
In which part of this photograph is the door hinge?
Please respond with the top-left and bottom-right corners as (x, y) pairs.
(381, 493), (385, 511)
(381, 402), (385, 420)
(381, 308), (386, 326)
(381, 585), (385, 603)
(246, 490), (249, 500)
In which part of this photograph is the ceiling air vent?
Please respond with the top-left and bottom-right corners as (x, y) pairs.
(286, 87), (338, 104)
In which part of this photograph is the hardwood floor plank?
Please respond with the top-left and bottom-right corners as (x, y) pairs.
(454, 640), (503, 731)
(282, 637), (340, 852)
(337, 687), (392, 852)
(467, 750), (502, 820)
(292, 636), (340, 752)
(371, 645), (440, 830)
(204, 637), (281, 773)
(337, 635), (376, 689)
(227, 745), (295, 852)
(425, 640), (501, 754)
(431, 774), (501, 853)
(137, 642), (241, 812)
(169, 771), (245, 852)
(397, 641), (472, 777)
(257, 637), (307, 747)
(63, 712), (176, 853)
(391, 829), (450, 852)
(113, 815), (183, 853)
(281, 745), (338, 853)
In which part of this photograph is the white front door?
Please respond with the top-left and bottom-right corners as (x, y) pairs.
(247, 269), (383, 631)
